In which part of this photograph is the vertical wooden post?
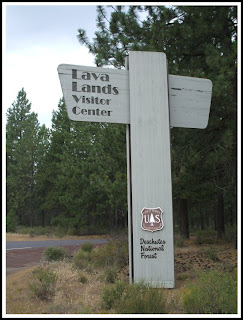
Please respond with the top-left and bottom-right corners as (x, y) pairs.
(127, 51), (175, 288)
(125, 56), (133, 284)
(58, 53), (212, 288)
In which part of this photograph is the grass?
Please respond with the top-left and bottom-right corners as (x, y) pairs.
(102, 280), (167, 314)
(14, 225), (110, 238)
(6, 231), (109, 242)
(183, 269), (237, 314)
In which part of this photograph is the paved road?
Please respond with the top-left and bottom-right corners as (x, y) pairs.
(6, 238), (109, 250)
(6, 238), (109, 275)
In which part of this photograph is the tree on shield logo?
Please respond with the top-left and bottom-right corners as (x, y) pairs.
(141, 207), (164, 232)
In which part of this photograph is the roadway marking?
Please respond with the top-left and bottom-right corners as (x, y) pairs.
(6, 247), (33, 251)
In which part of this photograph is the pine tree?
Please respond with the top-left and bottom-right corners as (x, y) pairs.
(40, 98), (127, 231)
(33, 124), (50, 226)
(6, 88), (49, 228)
(77, 5), (237, 237)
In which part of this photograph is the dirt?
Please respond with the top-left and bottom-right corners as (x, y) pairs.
(174, 238), (237, 273)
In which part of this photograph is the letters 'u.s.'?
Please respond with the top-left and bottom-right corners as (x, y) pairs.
(58, 51), (212, 288)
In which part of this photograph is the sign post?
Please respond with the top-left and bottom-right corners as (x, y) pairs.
(58, 51), (212, 288)
(126, 51), (174, 288)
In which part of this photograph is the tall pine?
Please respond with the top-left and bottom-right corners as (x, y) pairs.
(77, 5), (237, 238)
(41, 99), (127, 232)
(6, 88), (49, 229)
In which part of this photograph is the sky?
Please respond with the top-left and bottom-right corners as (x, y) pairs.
(3, 3), (110, 128)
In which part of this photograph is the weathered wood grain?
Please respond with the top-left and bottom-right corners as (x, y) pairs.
(168, 75), (212, 128)
(127, 51), (175, 288)
(58, 64), (130, 124)
(58, 64), (212, 128)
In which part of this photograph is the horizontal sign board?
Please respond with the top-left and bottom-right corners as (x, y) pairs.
(168, 75), (212, 129)
(58, 64), (212, 128)
(58, 64), (129, 124)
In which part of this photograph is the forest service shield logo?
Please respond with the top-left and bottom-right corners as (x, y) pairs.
(141, 207), (164, 232)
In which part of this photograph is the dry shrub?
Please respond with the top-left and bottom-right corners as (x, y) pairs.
(183, 269), (237, 314)
(91, 239), (128, 270)
(44, 247), (66, 261)
(101, 280), (167, 314)
(80, 242), (94, 253)
(29, 266), (58, 300)
(73, 249), (92, 270)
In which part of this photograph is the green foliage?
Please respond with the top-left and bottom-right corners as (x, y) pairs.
(44, 247), (66, 262)
(80, 242), (94, 253)
(39, 99), (127, 231)
(183, 270), (237, 314)
(78, 226), (109, 236)
(6, 210), (18, 232)
(46, 302), (91, 314)
(77, 5), (237, 237)
(101, 280), (167, 313)
(29, 266), (58, 300)
(116, 283), (167, 314)
(195, 230), (217, 245)
(77, 272), (88, 284)
(6, 6), (237, 238)
(223, 224), (237, 242)
(28, 226), (53, 237)
(203, 246), (219, 262)
(6, 88), (50, 228)
(14, 225), (66, 238)
(66, 225), (109, 236)
(175, 236), (185, 248)
(72, 239), (128, 281)
(176, 273), (190, 281)
(101, 280), (127, 309)
(91, 239), (128, 270)
(73, 249), (92, 270)
(103, 266), (118, 284)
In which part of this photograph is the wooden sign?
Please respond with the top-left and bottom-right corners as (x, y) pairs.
(58, 65), (212, 128)
(58, 51), (213, 289)
(168, 75), (212, 129)
(126, 51), (175, 288)
(57, 64), (129, 124)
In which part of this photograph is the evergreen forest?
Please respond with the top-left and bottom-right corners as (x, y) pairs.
(6, 5), (238, 240)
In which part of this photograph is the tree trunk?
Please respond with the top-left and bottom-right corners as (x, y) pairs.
(42, 210), (45, 228)
(173, 199), (180, 230)
(124, 210), (128, 228)
(114, 208), (118, 229)
(205, 208), (209, 228)
(214, 209), (217, 231)
(199, 204), (205, 230)
(217, 192), (225, 239)
(179, 198), (189, 238)
(29, 153), (34, 228)
(190, 215), (194, 229)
